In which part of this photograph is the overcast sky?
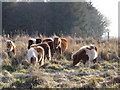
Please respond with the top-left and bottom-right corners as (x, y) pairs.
(91, 0), (119, 38)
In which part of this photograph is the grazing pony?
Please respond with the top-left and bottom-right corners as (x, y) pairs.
(61, 38), (68, 53)
(6, 40), (16, 58)
(27, 46), (44, 66)
(31, 42), (51, 61)
(43, 39), (55, 58)
(73, 45), (98, 67)
(53, 36), (62, 54)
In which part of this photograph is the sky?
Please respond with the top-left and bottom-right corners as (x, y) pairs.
(90, 0), (119, 38)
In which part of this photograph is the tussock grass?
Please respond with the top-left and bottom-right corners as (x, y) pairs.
(0, 35), (119, 88)
(90, 63), (102, 69)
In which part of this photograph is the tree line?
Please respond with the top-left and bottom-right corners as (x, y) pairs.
(2, 2), (109, 38)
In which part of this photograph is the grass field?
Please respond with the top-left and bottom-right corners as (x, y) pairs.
(0, 35), (119, 88)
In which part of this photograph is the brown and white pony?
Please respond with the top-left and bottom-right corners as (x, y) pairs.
(6, 40), (16, 58)
(27, 46), (45, 66)
(73, 45), (98, 67)
(31, 42), (51, 61)
(61, 38), (68, 53)
(53, 36), (62, 54)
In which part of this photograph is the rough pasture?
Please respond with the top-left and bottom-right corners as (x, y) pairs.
(0, 35), (119, 88)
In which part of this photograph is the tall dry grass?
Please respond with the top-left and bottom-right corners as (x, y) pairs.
(0, 35), (119, 88)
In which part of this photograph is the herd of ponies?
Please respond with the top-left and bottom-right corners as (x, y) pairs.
(5, 36), (98, 68)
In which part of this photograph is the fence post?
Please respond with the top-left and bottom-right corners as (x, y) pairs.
(108, 31), (109, 41)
